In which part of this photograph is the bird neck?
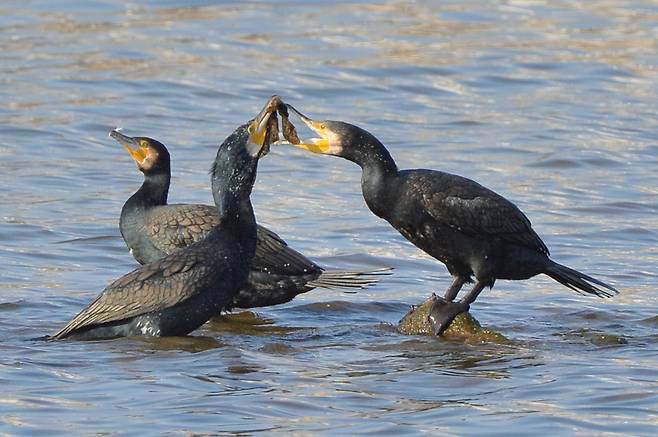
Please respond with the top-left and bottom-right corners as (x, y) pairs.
(119, 171), (170, 262)
(211, 195), (257, 260)
(132, 172), (170, 208)
(351, 139), (399, 218)
(211, 175), (257, 257)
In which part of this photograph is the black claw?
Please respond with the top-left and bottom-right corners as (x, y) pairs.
(427, 297), (470, 336)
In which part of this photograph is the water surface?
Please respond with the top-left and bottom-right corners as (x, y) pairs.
(1, 1), (657, 435)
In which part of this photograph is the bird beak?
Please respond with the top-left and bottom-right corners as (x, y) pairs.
(110, 129), (147, 164)
(246, 100), (275, 156)
(285, 104), (331, 154)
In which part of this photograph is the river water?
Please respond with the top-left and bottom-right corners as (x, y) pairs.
(1, 1), (657, 435)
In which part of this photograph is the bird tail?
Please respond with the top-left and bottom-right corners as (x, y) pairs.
(307, 267), (392, 291)
(544, 261), (618, 298)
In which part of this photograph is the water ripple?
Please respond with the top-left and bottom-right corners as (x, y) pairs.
(1, 0), (656, 435)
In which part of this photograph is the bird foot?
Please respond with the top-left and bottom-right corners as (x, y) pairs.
(427, 296), (470, 336)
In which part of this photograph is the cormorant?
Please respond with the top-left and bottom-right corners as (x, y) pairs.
(51, 100), (274, 340)
(110, 128), (384, 310)
(285, 104), (618, 335)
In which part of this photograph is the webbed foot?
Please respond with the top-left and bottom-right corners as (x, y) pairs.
(427, 296), (470, 336)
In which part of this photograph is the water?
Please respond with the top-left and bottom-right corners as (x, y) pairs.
(1, 1), (657, 434)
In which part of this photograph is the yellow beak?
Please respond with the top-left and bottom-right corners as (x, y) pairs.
(111, 130), (147, 163)
(285, 104), (331, 154)
(248, 96), (279, 147)
(293, 137), (330, 154)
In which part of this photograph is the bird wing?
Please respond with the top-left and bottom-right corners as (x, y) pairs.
(412, 171), (550, 255)
(252, 226), (322, 275)
(52, 248), (213, 339)
(146, 204), (320, 275)
(145, 204), (220, 254)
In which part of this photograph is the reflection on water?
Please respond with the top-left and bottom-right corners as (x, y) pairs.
(207, 311), (303, 337)
(1, 0), (658, 435)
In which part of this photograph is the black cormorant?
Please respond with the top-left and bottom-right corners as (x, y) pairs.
(51, 101), (275, 340)
(110, 128), (384, 310)
(285, 104), (618, 335)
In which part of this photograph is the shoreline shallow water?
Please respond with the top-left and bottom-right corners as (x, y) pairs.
(2, 1), (657, 435)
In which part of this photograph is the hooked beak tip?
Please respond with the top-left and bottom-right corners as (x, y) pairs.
(257, 111), (272, 133)
(110, 129), (135, 145)
(285, 104), (320, 134)
(285, 104), (308, 121)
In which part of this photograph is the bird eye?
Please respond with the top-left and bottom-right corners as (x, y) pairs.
(140, 140), (149, 147)
(320, 124), (326, 130)
(247, 125), (254, 134)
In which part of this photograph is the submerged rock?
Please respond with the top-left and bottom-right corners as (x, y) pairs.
(589, 333), (627, 346)
(208, 311), (300, 336)
(397, 294), (508, 343)
(558, 328), (628, 346)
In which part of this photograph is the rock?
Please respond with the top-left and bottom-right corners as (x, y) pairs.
(397, 294), (509, 343)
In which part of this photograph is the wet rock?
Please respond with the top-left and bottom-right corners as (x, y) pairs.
(397, 295), (508, 344)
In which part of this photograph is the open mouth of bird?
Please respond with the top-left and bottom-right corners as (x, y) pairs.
(247, 96), (285, 158)
(252, 96), (309, 154)
(282, 104), (331, 154)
